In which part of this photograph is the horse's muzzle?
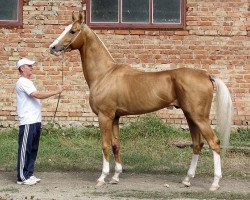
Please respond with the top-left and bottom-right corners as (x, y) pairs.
(50, 45), (70, 56)
(50, 45), (62, 56)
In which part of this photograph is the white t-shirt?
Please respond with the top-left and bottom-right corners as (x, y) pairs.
(16, 77), (42, 125)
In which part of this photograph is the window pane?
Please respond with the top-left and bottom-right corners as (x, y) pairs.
(122, 0), (149, 23)
(0, 0), (18, 21)
(91, 0), (118, 22)
(153, 0), (181, 23)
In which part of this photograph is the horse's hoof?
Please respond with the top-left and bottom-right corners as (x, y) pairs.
(95, 181), (106, 188)
(109, 178), (119, 184)
(209, 184), (220, 191)
(182, 180), (191, 187)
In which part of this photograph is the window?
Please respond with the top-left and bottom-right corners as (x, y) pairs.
(86, 0), (186, 29)
(0, 0), (23, 27)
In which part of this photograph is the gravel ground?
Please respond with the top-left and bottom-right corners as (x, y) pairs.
(0, 171), (249, 200)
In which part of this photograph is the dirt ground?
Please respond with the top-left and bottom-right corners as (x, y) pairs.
(0, 171), (249, 200)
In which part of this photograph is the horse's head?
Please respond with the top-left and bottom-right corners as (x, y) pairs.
(49, 12), (85, 55)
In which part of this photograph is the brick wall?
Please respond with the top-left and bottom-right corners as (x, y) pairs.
(0, 0), (249, 128)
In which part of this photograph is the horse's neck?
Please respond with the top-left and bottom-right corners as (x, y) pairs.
(80, 28), (115, 88)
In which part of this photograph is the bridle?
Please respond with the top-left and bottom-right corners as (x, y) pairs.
(64, 24), (85, 52)
(52, 23), (85, 124)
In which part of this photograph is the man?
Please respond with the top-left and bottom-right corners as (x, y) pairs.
(16, 58), (63, 185)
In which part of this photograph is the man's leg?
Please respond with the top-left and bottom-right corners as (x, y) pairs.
(28, 122), (41, 177)
(17, 124), (32, 181)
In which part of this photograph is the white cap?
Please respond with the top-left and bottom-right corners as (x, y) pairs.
(16, 58), (36, 68)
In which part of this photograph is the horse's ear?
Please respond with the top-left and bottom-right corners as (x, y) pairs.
(72, 11), (78, 22)
(78, 11), (85, 24)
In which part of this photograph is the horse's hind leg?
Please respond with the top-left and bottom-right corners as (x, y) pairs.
(200, 122), (222, 191)
(182, 117), (204, 187)
(192, 118), (222, 191)
(109, 117), (123, 184)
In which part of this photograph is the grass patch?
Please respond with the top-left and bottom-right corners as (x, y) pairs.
(0, 128), (18, 172)
(230, 128), (250, 147)
(0, 115), (249, 179)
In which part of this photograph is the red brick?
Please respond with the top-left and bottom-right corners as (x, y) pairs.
(114, 30), (130, 35)
(130, 30), (145, 35)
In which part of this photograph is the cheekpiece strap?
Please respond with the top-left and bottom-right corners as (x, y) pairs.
(81, 23), (85, 30)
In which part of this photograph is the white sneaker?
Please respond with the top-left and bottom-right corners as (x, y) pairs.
(30, 175), (41, 183)
(17, 178), (37, 185)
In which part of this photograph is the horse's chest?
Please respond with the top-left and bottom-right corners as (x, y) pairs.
(89, 90), (116, 115)
(89, 95), (98, 113)
(89, 94), (105, 113)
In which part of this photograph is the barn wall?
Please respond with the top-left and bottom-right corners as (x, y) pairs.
(0, 0), (249, 128)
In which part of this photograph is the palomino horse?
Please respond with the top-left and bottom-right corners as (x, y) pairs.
(49, 12), (232, 191)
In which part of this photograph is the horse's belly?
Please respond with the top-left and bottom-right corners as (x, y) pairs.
(116, 98), (170, 116)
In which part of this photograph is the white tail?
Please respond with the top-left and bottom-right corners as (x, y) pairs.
(211, 77), (233, 151)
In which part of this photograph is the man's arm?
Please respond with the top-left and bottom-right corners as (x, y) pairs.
(31, 85), (63, 99)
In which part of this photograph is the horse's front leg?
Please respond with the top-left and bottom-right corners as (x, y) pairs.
(109, 117), (122, 184)
(96, 112), (113, 187)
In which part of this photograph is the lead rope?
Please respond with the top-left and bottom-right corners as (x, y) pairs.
(52, 52), (65, 124)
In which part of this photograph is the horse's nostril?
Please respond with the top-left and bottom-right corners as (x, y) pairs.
(50, 47), (56, 55)
(52, 46), (56, 49)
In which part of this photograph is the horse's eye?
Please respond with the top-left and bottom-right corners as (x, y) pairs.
(69, 30), (76, 34)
